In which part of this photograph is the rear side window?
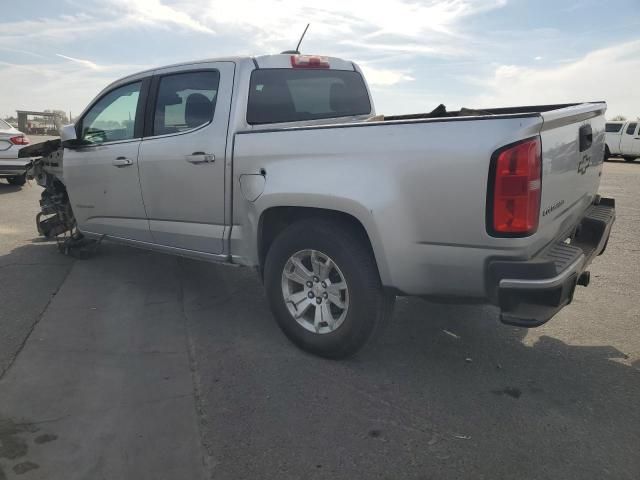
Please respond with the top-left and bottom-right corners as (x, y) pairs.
(153, 71), (220, 136)
(247, 69), (371, 124)
(626, 122), (638, 135)
(605, 123), (623, 133)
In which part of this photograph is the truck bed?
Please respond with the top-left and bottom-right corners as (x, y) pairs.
(233, 101), (607, 298)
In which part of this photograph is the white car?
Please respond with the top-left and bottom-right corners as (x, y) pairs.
(605, 121), (640, 162)
(0, 118), (30, 186)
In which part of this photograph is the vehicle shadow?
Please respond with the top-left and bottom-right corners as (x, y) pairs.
(0, 182), (23, 195)
(606, 157), (640, 163)
(1, 241), (637, 479)
(177, 254), (640, 480)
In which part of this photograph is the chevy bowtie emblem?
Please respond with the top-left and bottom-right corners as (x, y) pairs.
(578, 154), (591, 175)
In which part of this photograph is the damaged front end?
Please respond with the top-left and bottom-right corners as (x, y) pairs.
(20, 140), (91, 254)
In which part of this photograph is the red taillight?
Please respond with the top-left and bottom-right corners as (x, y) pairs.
(9, 135), (30, 146)
(489, 137), (542, 236)
(290, 55), (330, 68)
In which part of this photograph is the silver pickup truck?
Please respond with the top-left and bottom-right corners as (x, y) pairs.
(22, 53), (615, 358)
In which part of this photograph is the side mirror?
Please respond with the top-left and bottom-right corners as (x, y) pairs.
(60, 124), (80, 148)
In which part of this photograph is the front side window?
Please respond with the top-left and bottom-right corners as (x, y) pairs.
(81, 82), (141, 144)
(626, 122), (638, 135)
(605, 123), (623, 133)
(152, 71), (220, 136)
(247, 69), (371, 124)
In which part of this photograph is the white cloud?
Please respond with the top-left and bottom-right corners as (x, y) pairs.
(0, 61), (149, 119)
(56, 54), (101, 71)
(469, 39), (640, 119)
(109, 0), (215, 34)
(201, 0), (506, 52)
(360, 64), (415, 87)
(0, 0), (511, 117)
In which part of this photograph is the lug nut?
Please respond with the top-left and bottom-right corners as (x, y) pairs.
(308, 292), (314, 298)
(306, 281), (313, 288)
(316, 298), (322, 304)
(323, 292), (328, 299)
(321, 281), (327, 288)
(313, 276), (320, 283)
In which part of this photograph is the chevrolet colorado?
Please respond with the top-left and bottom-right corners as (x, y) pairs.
(21, 53), (615, 358)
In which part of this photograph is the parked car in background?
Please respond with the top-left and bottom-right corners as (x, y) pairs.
(22, 53), (615, 358)
(605, 121), (640, 162)
(0, 118), (30, 185)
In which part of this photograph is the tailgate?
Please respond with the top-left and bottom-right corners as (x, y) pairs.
(537, 102), (606, 240)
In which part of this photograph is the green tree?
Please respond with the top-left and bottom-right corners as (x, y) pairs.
(610, 115), (627, 121)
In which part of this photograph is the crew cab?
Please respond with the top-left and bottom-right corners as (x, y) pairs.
(0, 118), (30, 186)
(605, 121), (640, 161)
(21, 53), (615, 358)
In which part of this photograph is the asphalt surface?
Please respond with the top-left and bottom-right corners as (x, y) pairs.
(0, 158), (638, 479)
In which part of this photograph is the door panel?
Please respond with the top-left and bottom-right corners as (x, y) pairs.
(64, 80), (152, 242)
(632, 124), (640, 156)
(620, 122), (638, 155)
(138, 63), (234, 254)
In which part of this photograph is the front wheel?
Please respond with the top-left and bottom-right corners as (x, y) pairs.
(604, 146), (611, 161)
(264, 218), (394, 359)
(7, 174), (26, 186)
(624, 157), (637, 163)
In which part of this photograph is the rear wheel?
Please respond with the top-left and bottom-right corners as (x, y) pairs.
(7, 174), (26, 186)
(604, 145), (611, 161)
(264, 218), (394, 359)
(624, 157), (637, 163)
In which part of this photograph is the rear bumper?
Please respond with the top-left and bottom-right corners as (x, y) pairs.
(0, 159), (31, 177)
(488, 197), (615, 327)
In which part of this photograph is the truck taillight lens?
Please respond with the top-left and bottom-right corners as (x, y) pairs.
(290, 55), (330, 68)
(9, 135), (30, 145)
(489, 137), (542, 236)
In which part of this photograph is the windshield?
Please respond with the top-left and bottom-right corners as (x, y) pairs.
(247, 69), (371, 124)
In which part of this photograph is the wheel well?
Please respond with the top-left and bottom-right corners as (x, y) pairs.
(258, 207), (375, 275)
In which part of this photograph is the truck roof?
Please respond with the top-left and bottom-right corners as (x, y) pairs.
(108, 54), (356, 91)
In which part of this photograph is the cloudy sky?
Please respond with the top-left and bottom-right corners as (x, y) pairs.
(0, 0), (638, 120)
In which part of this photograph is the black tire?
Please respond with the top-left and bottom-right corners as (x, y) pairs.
(604, 145), (611, 161)
(7, 174), (26, 186)
(624, 157), (636, 163)
(264, 218), (394, 359)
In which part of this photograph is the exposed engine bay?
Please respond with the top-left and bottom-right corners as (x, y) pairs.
(19, 140), (98, 256)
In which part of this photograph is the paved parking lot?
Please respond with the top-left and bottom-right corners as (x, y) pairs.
(0, 159), (638, 479)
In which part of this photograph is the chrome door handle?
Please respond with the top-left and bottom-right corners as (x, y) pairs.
(113, 157), (133, 167)
(185, 152), (215, 164)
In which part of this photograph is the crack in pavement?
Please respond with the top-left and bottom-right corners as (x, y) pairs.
(177, 259), (215, 479)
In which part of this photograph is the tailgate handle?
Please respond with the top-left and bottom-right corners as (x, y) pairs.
(579, 124), (593, 152)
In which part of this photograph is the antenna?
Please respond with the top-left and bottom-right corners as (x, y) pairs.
(295, 24), (310, 53)
(281, 24), (310, 54)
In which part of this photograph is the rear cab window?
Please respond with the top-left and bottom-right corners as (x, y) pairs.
(152, 71), (220, 136)
(605, 123), (623, 133)
(247, 69), (371, 125)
